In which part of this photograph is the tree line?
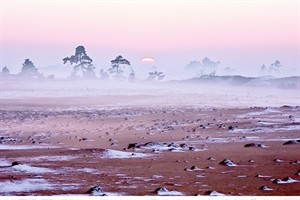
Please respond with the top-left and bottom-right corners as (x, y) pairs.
(1, 45), (284, 80)
(1, 46), (166, 81)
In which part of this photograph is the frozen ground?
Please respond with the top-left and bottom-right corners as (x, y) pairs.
(0, 79), (299, 196)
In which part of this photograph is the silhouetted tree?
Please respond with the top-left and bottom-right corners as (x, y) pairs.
(147, 71), (165, 81)
(260, 60), (282, 76)
(63, 46), (96, 79)
(185, 57), (219, 77)
(19, 59), (42, 79)
(199, 57), (219, 77)
(269, 60), (281, 74)
(1, 66), (10, 76)
(260, 64), (266, 71)
(108, 55), (131, 80)
(99, 69), (109, 80)
(128, 69), (136, 82)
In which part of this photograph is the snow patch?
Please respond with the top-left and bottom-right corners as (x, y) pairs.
(12, 164), (55, 174)
(102, 149), (149, 159)
(28, 155), (78, 162)
(0, 159), (11, 167)
(0, 144), (55, 150)
(0, 178), (54, 193)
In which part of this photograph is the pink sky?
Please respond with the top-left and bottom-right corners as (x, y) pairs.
(1, 0), (299, 76)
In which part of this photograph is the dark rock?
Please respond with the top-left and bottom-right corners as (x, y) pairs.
(282, 177), (293, 182)
(205, 190), (224, 196)
(244, 143), (263, 147)
(260, 186), (273, 191)
(155, 187), (169, 193)
(11, 161), (19, 166)
(290, 160), (300, 164)
(273, 178), (282, 183)
(219, 159), (237, 166)
(88, 186), (106, 196)
(228, 126), (233, 130)
(274, 159), (284, 163)
(283, 140), (299, 145)
(127, 143), (140, 149)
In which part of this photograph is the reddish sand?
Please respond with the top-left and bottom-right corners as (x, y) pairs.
(0, 97), (299, 196)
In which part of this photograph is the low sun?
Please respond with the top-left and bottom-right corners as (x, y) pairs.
(141, 57), (155, 64)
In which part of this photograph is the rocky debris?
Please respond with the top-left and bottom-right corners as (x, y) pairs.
(228, 126), (233, 130)
(154, 187), (184, 196)
(290, 160), (300, 164)
(127, 143), (140, 149)
(155, 187), (169, 193)
(273, 177), (299, 184)
(185, 166), (203, 171)
(248, 159), (255, 163)
(244, 143), (267, 148)
(219, 159), (237, 167)
(297, 170), (300, 176)
(205, 190), (226, 196)
(126, 141), (197, 152)
(206, 166), (215, 169)
(256, 174), (272, 178)
(260, 186), (273, 191)
(274, 159), (284, 163)
(11, 161), (20, 166)
(207, 157), (216, 161)
(283, 140), (300, 145)
(88, 186), (107, 196)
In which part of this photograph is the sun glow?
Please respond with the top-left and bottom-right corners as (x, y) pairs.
(141, 57), (155, 64)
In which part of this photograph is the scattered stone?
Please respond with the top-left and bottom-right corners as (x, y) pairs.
(290, 160), (300, 164)
(272, 178), (282, 184)
(185, 166), (203, 171)
(274, 159), (284, 163)
(127, 143), (140, 149)
(155, 187), (169, 193)
(283, 140), (300, 145)
(273, 177), (299, 184)
(248, 159), (255, 163)
(244, 143), (265, 148)
(260, 186), (273, 191)
(228, 126), (233, 130)
(207, 157), (216, 161)
(256, 174), (272, 178)
(88, 186), (107, 196)
(205, 190), (226, 196)
(283, 177), (298, 182)
(154, 187), (184, 196)
(11, 161), (19, 166)
(219, 159), (237, 167)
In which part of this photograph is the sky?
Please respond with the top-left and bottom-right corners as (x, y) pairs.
(0, 0), (299, 78)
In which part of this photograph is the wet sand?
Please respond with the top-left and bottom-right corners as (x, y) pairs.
(0, 95), (299, 196)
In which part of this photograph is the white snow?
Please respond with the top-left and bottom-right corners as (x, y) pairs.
(157, 190), (184, 196)
(0, 159), (11, 167)
(12, 164), (55, 173)
(273, 178), (299, 184)
(28, 155), (78, 162)
(102, 149), (149, 159)
(208, 190), (226, 196)
(0, 144), (55, 150)
(0, 178), (54, 193)
(257, 175), (272, 178)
